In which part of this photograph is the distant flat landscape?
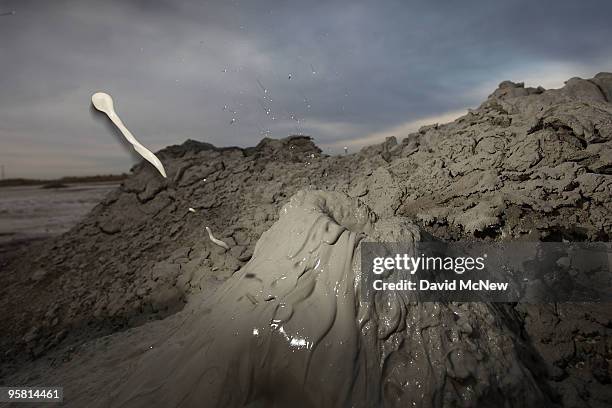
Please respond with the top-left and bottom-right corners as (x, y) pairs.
(0, 182), (118, 250)
(0, 174), (127, 188)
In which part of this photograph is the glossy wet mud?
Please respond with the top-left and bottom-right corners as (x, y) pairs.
(105, 191), (553, 407)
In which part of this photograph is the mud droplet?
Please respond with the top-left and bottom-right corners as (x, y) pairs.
(91, 92), (167, 178)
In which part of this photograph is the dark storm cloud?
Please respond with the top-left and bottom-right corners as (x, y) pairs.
(0, 0), (610, 178)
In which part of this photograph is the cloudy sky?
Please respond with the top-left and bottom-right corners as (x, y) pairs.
(0, 0), (611, 178)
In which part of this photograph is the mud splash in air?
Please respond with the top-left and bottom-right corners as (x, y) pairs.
(104, 191), (554, 408)
(91, 92), (167, 178)
(205, 226), (230, 250)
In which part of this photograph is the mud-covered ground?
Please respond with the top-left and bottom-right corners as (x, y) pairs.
(1, 73), (611, 407)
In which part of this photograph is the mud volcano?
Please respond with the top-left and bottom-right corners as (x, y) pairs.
(1, 73), (611, 407)
(104, 190), (553, 407)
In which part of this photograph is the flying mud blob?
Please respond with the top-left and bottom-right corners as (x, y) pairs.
(91, 92), (167, 178)
(206, 226), (230, 250)
(102, 191), (554, 408)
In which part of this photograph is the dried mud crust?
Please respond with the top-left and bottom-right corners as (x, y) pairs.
(1, 73), (611, 407)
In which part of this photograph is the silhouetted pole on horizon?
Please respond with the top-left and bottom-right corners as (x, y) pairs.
(1, 165), (4, 180)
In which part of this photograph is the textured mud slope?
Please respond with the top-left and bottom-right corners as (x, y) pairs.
(103, 191), (552, 408)
(1, 73), (611, 407)
(369, 74), (612, 241)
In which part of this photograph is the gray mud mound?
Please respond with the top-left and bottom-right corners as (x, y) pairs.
(1, 73), (612, 407)
(103, 191), (553, 408)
